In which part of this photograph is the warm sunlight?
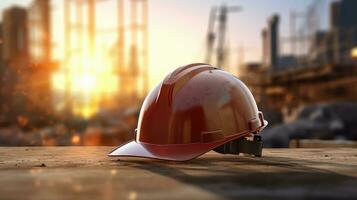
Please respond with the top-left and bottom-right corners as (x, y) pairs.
(351, 47), (357, 59)
(52, 47), (118, 118)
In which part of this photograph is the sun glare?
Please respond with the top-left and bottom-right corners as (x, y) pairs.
(52, 48), (118, 118)
(351, 47), (357, 59)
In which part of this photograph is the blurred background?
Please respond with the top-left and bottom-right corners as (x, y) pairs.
(0, 0), (356, 147)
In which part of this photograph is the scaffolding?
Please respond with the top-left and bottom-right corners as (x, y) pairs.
(62, 0), (149, 113)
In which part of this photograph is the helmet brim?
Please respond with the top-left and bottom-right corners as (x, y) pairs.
(108, 131), (253, 161)
(108, 140), (225, 161)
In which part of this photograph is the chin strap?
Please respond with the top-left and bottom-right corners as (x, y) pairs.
(213, 135), (263, 157)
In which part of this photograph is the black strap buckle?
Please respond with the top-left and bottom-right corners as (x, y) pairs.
(213, 135), (263, 157)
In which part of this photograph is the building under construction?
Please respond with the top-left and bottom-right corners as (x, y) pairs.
(61, 0), (148, 115)
(0, 1), (55, 126)
(239, 0), (357, 121)
(0, 0), (150, 127)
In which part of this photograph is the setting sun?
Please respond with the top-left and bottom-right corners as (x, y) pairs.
(52, 49), (118, 118)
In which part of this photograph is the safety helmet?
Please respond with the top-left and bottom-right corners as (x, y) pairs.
(109, 63), (267, 161)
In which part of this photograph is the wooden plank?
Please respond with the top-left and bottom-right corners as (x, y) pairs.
(0, 147), (356, 199)
(290, 139), (357, 148)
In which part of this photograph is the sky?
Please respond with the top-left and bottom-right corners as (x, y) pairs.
(0, 0), (334, 88)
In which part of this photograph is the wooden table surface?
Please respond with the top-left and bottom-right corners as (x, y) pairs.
(0, 147), (356, 200)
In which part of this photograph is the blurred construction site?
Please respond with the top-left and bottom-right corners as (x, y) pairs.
(0, 0), (356, 147)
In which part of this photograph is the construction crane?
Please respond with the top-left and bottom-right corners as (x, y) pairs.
(205, 7), (217, 65)
(306, 0), (323, 37)
(285, 0), (323, 57)
(289, 10), (305, 56)
(205, 4), (241, 69)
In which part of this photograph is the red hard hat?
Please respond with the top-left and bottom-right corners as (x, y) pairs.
(109, 63), (267, 161)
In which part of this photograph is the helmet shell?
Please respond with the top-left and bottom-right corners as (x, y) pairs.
(109, 63), (267, 161)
